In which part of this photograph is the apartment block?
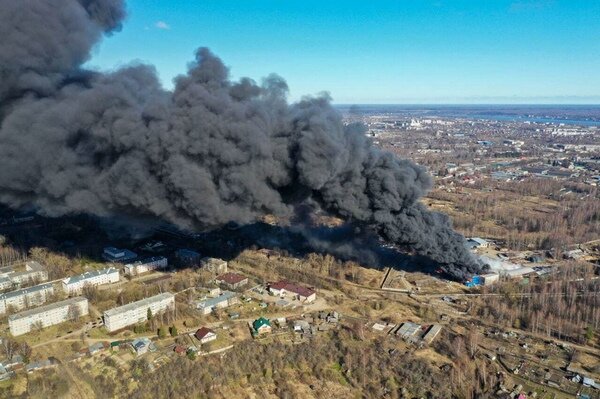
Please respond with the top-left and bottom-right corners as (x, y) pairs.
(8, 297), (89, 336)
(103, 293), (175, 332)
(62, 267), (120, 295)
(0, 283), (54, 315)
(123, 256), (168, 276)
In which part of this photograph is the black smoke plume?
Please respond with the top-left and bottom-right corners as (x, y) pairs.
(0, 0), (484, 280)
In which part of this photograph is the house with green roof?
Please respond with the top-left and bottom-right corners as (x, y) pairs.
(252, 317), (272, 335)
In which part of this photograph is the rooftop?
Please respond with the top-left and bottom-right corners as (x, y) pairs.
(197, 291), (236, 308)
(397, 322), (421, 338)
(253, 317), (271, 330)
(104, 292), (174, 317)
(0, 283), (53, 301)
(25, 261), (44, 272)
(269, 280), (315, 298)
(216, 272), (247, 285)
(8, 296), (87, 321)
(63, 267), (118, 285)
(195, 327), (215, 340)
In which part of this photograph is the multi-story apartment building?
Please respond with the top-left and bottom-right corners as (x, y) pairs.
(103, 292), (175, 332)
(0, 283), (54, 315)
(123, 256), (168, 276)
(8, 297), (89, 336)
(62, 267), (120, 295)
(0, 261), (48, 290)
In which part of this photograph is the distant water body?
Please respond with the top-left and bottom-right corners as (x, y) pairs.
(336, 104), (600, 127)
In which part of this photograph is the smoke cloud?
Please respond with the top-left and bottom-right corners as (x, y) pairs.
(0, 0), (484, 280)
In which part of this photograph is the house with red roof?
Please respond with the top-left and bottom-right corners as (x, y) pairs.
(215, 272), (248, 289)
(194, 327), (217, 344)
(268, 280), (316, 303)
(173, 345), (186, 356)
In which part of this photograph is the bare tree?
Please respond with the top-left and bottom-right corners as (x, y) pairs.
(67, 304), (81, 321)
(0, 338), (19, 361)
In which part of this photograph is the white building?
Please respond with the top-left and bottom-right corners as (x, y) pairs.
(102, 247), (138, 263)
(123, 256), (168, 276)
(480, 273), (500, 285)
(62, 267), (120, 295)
(467, 237), (490, 249)
(103, 292), (175, 332)
(2, 261), (48, 287)
(195, 291), (239, 315)
(0, 283), (54, 315)
(8, 297), (88, 336)
(0, 276), (12, 291)
(268, 281), (317, 303)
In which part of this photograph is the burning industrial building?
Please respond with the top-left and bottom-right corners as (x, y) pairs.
(0, 0), (485, 280)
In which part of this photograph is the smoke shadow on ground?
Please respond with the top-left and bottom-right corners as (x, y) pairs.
(189, 222), (446, 277)
(0, 205), (452, 280)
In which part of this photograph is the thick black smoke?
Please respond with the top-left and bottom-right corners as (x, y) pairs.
(0, 0), (484, 280)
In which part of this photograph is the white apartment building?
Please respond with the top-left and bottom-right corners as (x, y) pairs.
(123, 256), (168, 276)
(103, 292), (175, 332)
(8, 297), (89, 336)
(0, 276), (12, 291)
(0, 283), (54, 315)
(62, 267), (120, 295)
(0, 261), (48, 288)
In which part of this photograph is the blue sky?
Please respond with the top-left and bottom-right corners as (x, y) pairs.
(88, 0), (600, 104)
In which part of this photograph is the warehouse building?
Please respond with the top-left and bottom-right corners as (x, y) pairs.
(103, 292), (175, 332)
(8, 297), (88, 336)
(62, 267), (120, 294)
(123, 256), (168, 276)
(0, 283), (54, 315)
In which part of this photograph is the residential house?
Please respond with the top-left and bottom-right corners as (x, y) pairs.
(268, 280), (316, 303)
(194, 327), (217, 344)
(88, 342), (107, 356)
(131, 338), (153, 356)
(252, 317), (272, 335)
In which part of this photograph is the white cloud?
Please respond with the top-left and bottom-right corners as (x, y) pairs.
(155, 21), (170, 30)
